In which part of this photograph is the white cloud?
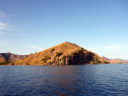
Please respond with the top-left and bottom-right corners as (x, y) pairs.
(0, 22), (7, 35)
(106, 44), (124, 50)
(29, 45), (43, 51)
(0, 11), (14, 20)
(86, 44), (127, 59)
(0, 22), (7, 30)
(0, 11), (13, 34)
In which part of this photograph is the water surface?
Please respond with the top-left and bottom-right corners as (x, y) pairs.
(0, 64), (128, 96)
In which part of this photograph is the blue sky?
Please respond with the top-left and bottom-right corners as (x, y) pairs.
(0, 0), (128, 59)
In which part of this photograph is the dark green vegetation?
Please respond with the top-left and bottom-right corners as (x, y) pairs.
(51, 48), (55, 53)
(42, 56), (51, 63)
(56, 52), (63, 57)
(103, 61), (110, 64)
(0, 62), (10, 65)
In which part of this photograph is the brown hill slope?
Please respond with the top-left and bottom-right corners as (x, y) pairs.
(0, 53), (28, 65)
(109, 59), (128, 64)
(15, 42), (108, 65)
(102, 57), (128, 64)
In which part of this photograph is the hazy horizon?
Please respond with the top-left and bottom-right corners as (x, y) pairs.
(0, 0), (128, 59)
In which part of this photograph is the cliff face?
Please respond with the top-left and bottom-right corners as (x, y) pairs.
(0, 53), (28, 64)
(15, 42), (107, 65)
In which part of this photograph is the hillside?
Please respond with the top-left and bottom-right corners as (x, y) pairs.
(109, 59), (128, 64)
(14, 42), (108, 65)
(102, 56), (128, 64)
(0, 53), (28, 65)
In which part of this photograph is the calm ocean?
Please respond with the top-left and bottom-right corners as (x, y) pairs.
(0, 64), (128, 96)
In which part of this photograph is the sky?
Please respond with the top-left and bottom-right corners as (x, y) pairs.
(0, 0), (128, 59)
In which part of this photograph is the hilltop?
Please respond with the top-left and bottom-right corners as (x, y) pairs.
(14, 42), (108, 65)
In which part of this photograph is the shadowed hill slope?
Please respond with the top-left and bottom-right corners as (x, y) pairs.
(15, 42), (108, 65)
(0, 53), (28, 65)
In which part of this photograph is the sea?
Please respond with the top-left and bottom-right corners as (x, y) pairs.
(0, 64), (128, 96)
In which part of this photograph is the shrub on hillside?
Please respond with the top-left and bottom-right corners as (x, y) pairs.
(93, 58), (100, 64)
(51, 48), (55, 53)
(56, 52), (63, 57)
(42, 56), (51, 63)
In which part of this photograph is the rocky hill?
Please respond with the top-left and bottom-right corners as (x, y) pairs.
(0, 52), (28, 65)
(14, 42), (108, 65)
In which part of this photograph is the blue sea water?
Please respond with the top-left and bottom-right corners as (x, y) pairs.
(0, 64), (128, 96)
